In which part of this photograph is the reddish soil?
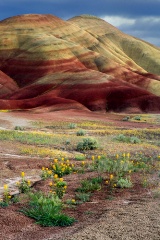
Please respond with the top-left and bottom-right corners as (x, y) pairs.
(0, 109), (160, 129)
(0, 110), (160, 240)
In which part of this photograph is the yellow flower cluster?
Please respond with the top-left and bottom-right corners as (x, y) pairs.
(20, 146), (72, 159)
(49, 176), (67, 199)
(41, 167), (53, 179)
(3, 184), (12, 204)
(50, 158), (74, 177)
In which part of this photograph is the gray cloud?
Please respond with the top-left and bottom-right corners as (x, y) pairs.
(119, 17), (160, 46)
(0, 0), (159, 46)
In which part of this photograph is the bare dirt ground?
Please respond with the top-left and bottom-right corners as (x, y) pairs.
(0, 110), (160, 240)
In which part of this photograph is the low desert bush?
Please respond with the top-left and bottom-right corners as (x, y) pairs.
(76, 129), (85, 136)
(68, 123), (77, 129)
(130, 136), (141, 144)
(117, 177), (133, 188)
(76, 177), (102, 193)
(75, 154), (86, 161)
(114, 134), (141, 144)
(76, 138), (98, 151)
(20, 192), (75, 227)
(75, 192), (91, 202)
(133, 115), (141, 121)
(16, 172), (31, 193)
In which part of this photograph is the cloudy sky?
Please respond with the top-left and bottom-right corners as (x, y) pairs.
(0, 0), (159, 47)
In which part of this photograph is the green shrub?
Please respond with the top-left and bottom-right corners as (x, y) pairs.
(115, 134), (128, 142)
(16, 172), (31, 193)
(76, 177), (102, 193)
(0, 201), (9, 208)
(75, 192), (91, 202)
(130, 136), (141, 144)
(117, 178), (133, 188)
(114, 134), (141, 144)
(68, 123), (77, 129)
(76, 138), (98, 151)
(65, 139), (71, 145)
(122, 116), (130, 121)
(50, 159), (74, 177)
(14, 126), (24, 131)
(65, 199), (76, 205)
(76, 129), (85, 136)
(75, 154), (86, 161)
(134, 115), (141, 121)
(50, 178), (67, 199)
(92, 155), (133, 180)
(20, 192), (75, 227)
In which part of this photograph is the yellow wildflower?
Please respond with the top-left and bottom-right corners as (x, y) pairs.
(27, 180), (31, 185)
(53, 165), (56, 170)
(71, 199), (75, 203)
(98, 156), (101, 160)
(63, 186), (67, 189)
(116, 154), (119, 159)
(59, 178), (63, 182)
(49, 182), (53, 186)
(4, 184), (8, 190)
(110, 174), (114, 180)
(54, 159), (58, 163)
(21, 171), (25, 177)
(82, 161), (85, 165)
(48, 170), (52, 175)
(92, 156), (95, 161)
(105, 180), (109, 184)
(54, 174), (58, 179)
(127, 153), (130, 158)
(122, 153), (126, 158)
(42, 167), (45, 171)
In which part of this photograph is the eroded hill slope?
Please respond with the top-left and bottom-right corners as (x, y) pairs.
(0, 14), (160, 112)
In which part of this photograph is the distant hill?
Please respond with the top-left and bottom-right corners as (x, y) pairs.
(0, 14), (160, 112)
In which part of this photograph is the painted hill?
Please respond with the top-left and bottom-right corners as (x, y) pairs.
(0, 14), (160, 112)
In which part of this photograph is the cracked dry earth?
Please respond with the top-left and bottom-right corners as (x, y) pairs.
(65, 197), (160, 240)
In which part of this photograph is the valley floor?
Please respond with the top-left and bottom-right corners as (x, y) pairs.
(0, 110), (160, 240)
